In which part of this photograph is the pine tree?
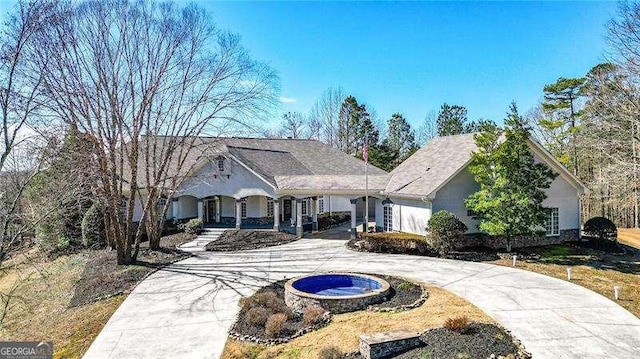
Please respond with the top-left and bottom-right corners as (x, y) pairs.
(541, 77), (587, 174)
(387, 113), (418, 167)
(465, 102), (557, 251)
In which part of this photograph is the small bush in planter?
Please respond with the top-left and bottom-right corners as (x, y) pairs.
(244, 306), (270, 326)
(427, 210), (467, 255)
(444, 315), (470, 334)
(302, 305), (325, 325)
(178, 218), (202, 235)
(265, 313), (288, 337)
(583, 217), (617, 242)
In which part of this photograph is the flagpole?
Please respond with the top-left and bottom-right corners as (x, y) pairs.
(364, 138), (369, 233)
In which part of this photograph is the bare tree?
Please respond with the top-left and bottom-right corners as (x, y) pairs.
(278, 111), (308, 139)
(0, 0), (57, 266)
(309, 86), (345, 147)
(415, 110), (438, 146)
(30, 0), (277, 264)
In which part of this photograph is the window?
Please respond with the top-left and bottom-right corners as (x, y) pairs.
(318, 196), (325, 214)
(302, 200), (307, 216)
(383, 204), (393, 232)
(217, 158), (225, 172)
(267, 199), (274, 217)
(545, 208), (559, 236)
(241, 201), (247, 219)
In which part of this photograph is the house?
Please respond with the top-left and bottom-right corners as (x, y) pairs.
(376, 133), (588, 245)
(133, 137), (388, 238)
(132, 133), (588, 245)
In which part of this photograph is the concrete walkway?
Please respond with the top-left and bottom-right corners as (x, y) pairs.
(84, 239), (640, 359)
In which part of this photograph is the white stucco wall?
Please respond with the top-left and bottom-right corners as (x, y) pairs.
(178, 159), (276, 199)
(374, 197), (431, 235)
(177, 196), (198, 219)
(536, 155), (581, 230)
(432, 167), (481, 232)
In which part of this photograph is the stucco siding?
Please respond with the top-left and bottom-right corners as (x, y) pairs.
(177, 196), (198, 219)
(432, 167), (480, 232)
(542, 170), (581, 230)
(388, 198), (431, 236)
(178, 159), (276, 199)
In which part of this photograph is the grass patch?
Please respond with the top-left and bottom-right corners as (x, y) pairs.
(222, 286), (494, 359)
(491, 244), (640, 318)
(0, 252), (125, 358)
(0, 233), (192, 358)
(541, 245), (570, 258)
(619, 228), (640, 250)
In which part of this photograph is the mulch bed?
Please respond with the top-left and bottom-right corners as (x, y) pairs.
(348, 323), (529, 359)
(370, 275), (425, 310)
(231, 275), (427, 344)
(229, 281), (326, 344)
(204, 230), (298, 251)
(68, 233), (194, 307)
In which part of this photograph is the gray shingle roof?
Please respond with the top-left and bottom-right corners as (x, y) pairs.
(216, 138), (387, 177)
(275, 174), (390, 192)
(384, 133), (479, 197)
(226, 146), (313, 186)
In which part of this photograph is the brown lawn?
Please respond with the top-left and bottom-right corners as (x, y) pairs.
(221, 286), (495, 359)
(618, 228), (640, 250)
(489, 244), (640, 318)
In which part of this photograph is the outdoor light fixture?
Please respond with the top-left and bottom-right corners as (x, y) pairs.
(614, 286), (620, 300)
(512, 255), (517, 267)
(567, 268), (572, 281)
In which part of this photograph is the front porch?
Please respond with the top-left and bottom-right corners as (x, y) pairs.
(170, 194), (373, 238)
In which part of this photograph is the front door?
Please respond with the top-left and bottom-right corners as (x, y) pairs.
(207, 200), (217, 223)
(283, 199), (292, 221)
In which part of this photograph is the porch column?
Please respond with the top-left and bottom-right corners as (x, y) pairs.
(311, 196), (318, 233)
(273, 199), (280, 231)
(197, 199), (204, 221)
(235, 199), (242, 229)
(350, 198), (357, 239)
(172, 197), (179, 220)
(215, 198), (221, 222)
(296, 198), (303, 238)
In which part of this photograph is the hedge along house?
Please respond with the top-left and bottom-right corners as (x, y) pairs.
(131, 137), (388, 238)
(375, 133), (589, 246)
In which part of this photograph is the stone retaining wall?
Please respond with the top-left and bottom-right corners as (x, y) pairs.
(461, 229), (579, 250)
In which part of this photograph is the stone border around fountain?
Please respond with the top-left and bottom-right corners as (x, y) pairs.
(285, 273), (391, 314)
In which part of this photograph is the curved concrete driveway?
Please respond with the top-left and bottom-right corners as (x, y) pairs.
(84, 239), (640, 359)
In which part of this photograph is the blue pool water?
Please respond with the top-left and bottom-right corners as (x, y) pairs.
(292, 274), (382, 297)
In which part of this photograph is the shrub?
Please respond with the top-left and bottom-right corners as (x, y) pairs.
(444, 315), (470, 334)
(241, 291), (292, 318)
(302, 305), (325, 325)
(179, 218), (202, 235)
(81, 201), (106, 248)
(583, 217), (617, 242)
(427, 210), (467, 255)
(318, 347), (343, 359)
(265, 313), (288, 337)
(244, 306), (270, 326)
(396, 281), (414, 292)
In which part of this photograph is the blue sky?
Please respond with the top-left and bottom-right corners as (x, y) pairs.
(201, 1), (617, 129)
(0, 1), (618, 130)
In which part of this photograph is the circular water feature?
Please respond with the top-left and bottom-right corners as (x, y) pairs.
(284, 273), (390, 313)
